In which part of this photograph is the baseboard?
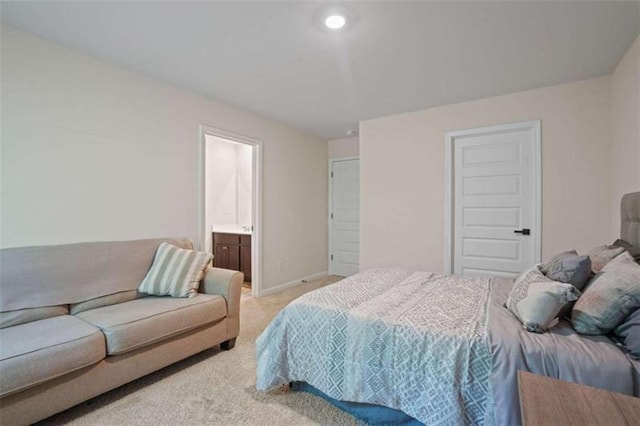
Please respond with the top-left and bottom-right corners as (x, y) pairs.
(259, 271), (328, 297)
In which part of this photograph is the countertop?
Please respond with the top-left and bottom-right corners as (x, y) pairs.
(211, 225), (252, 235)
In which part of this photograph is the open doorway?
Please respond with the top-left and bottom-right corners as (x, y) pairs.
(199, 126), (262, 297)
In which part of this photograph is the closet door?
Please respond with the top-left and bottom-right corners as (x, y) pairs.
(330, 158), (360, 277)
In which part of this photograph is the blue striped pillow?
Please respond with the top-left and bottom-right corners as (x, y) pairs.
(138, 242), (212, 298)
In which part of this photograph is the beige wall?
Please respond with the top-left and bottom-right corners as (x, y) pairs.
(328, 136), (359, 158)
(0, 26), (328, 292)
(360, 76), (612, 272)
(611, 35), (640, 239)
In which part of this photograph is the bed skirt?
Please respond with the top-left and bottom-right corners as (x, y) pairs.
(291, 381), (423, 426)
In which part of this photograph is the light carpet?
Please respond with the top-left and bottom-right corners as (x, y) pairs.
(37, 275), (363, 425)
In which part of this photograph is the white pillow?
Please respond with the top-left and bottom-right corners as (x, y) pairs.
(506, 265), (580, 333)
(138, 242), (212, 298)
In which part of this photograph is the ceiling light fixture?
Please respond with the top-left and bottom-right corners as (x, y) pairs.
(324, 14), (346, 30)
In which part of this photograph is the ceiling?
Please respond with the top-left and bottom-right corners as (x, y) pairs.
(1, 1), (639, 140)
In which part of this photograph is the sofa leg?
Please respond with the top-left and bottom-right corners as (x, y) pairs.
(221, 338), (236, 350)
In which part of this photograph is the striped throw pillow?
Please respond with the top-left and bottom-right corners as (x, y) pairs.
(138, 242), (213, 298)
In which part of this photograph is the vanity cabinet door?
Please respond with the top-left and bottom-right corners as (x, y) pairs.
(241, 245), (251, 281)
(212, 232), (250, 281)
(213, 243), (229, 269)
(214, 243), (240, 271)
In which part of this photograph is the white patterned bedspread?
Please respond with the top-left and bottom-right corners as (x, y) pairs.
(256, 269), (495, 425)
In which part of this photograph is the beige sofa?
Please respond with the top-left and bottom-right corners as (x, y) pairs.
(0, 238), (243, 425)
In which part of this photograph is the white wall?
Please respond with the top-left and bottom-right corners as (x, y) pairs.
(611, 35), (640, 239)
(236, 142), (253, 226)
(204, 135), (252, 228)
(360, 76), (612, 272)
(328, 136), (359, 158)
(206, 136), (239, 226)
(1, 25), (328, 292)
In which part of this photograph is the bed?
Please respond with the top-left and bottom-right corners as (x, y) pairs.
(256, 192), (640, 425)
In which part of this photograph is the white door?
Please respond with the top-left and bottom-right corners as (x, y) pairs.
(446, 121), (540, 278)
(330, 158), (360, 277)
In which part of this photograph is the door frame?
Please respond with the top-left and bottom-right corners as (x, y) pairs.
(199, 125), (263, 297)
(444, 120), (542, 275)
(328, 156), (359, 276)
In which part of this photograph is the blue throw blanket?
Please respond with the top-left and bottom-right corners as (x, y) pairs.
(256, 269), (495, 425)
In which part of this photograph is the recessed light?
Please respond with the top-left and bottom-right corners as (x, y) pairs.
(324, 14), (346, 30)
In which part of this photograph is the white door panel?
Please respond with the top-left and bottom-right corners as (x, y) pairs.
(463, 174), (521, 196)
(462, 268), (519, 279)
(462, 238), (520, 260)
(448, 121), (540, 278)
(462, 142), (520, 165)
(462, 207), (521, 228)
(330, 158), (360, 277)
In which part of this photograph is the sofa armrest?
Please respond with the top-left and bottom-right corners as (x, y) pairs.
(200, 267), (243, 339)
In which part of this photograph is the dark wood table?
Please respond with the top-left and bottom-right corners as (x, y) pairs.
(518, 371), (640, 425)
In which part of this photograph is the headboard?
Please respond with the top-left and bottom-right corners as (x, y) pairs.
(621, 191), (640, 246)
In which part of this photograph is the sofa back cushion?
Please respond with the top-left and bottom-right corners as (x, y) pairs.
(70, 290), (144, 315)
(0, 238), (192, 312)
(0, 305), (69, 329)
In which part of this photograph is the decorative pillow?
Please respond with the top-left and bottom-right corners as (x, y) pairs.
(614, 308), (640, 361)
(540, 250), (592, 291)
(506, 266), (580, 333)
(612, 239), (640, 264)
(571, 252), (640, 335)
(588, 245), (624, 273)
(138, 242), (212, 298)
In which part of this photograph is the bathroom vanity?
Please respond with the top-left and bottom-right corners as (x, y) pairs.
(212, 231), (251, 282)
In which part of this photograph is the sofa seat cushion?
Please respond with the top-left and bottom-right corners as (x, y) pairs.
(75, 294), (226, 355)
(0, 315), (105, 397)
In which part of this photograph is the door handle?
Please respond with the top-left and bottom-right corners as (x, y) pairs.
(514, 228), (531, 235)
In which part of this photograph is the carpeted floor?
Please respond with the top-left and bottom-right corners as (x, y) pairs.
(36, 275), (362, 425)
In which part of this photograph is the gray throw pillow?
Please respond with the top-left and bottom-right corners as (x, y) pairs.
(571, 252), (640, 335)
(588, 245), (624, 273)
(614, 308), (640, 361)
(506, 266), (580, 333)
(540, 250), (592, 291)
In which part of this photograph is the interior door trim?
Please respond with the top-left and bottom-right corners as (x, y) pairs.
(444, 120), (542, 275)
(199, 125), (263, 297)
